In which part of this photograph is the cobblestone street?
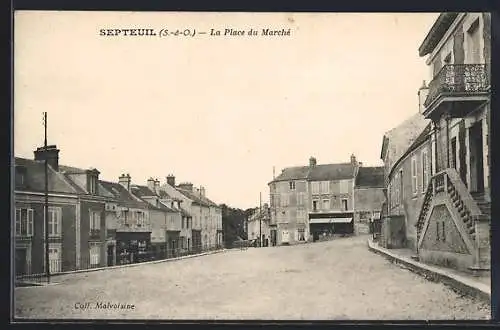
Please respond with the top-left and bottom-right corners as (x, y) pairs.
(15, 235), (490, 320)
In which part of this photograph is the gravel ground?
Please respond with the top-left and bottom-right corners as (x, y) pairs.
(14, 235), (490, 320)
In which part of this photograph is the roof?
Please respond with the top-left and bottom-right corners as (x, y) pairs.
(129, 185), (178, 212)
(176, 188), (219, 208)
(14, 157), (78, 194)
(100, 181), (150, 209)
(59, 165), (114, 198)
(418, 13), (459, 57)
(271, 162), (357, 183)
(355, 167), (385, 188)
(381, 113), (430, 174)
(388, 123), (432, 179)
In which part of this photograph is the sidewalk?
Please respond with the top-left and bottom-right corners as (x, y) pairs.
(16, 248), (228, 287)
(367, 238), (491, 303)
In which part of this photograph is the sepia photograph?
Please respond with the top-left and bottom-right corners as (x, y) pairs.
(12, 11), (491, 320)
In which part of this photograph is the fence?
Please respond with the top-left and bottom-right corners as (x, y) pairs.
(15, 243), (225, 286)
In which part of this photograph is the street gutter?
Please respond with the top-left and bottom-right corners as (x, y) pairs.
(367, 239), (490, 303)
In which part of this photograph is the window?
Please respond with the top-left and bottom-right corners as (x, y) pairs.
(90, 243), (101, 266)
(311, 182), (320, 194)
(320, 181), (329, 194)
(297, 209), (305, 220)
(442, 222), (446, 242)
(44, 207), (62, 237)
(436, 221), (440, 241)
(450, 137), (457, 169)
(289, 181), (296, 190)
(136, 211), (145, 227)
(298, 192), (305, 206)
(312, 200), (318, 211)
(16, 208), (34, 237)
(89, 177), (96, 194)
(341, 199), (348, 211)
(297, 228), (305, 241)
(322, 199), (330, 210)
(339, 180), (349, 194)
(280, 194), (289, 207)
(422, 150), (429, 193)
(411, 156), (418, 195)
(90, 210), (101, 232)
(399, 169), (404, 204)
(47, 244), (61, 273)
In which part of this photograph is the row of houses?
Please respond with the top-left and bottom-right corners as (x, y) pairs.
(267, 154), (385, 245)
(265, 12), (491, 275)
(380, 12), (491, 272)
(14, 146), (223, 276)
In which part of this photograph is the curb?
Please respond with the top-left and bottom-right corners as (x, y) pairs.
(367, 239), (490, 303)
(16, 249), (228, 286)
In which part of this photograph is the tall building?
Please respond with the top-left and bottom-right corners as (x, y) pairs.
(382, 13), (491, 272)
(269, 155), (361, 245)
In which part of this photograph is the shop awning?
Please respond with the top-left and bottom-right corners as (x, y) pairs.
(309, 218), (353, 224)
(331, 217), (352, 223)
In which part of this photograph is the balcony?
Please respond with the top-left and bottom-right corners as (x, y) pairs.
(424, 64), (490, 119)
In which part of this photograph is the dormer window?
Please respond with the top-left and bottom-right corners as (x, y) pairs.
(89, 177), (96, 194)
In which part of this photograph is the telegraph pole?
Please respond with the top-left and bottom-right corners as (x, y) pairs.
(259, 192), (262, 248)
(43, 112), (50, 282)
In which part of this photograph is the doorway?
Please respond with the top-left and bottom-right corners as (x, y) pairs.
(469, 120), (484, 193)
(107, 245), (115, 266)
(15, 248), (27, 276)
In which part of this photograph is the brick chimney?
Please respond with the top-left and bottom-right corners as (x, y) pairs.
(147, 177), (155, 192)
(166, 174), (176, 187)
(418, 80), (429, 114)
(309, 156), (317, 167)
(34, 145), (60, 171)
(119, 173), (131, 191)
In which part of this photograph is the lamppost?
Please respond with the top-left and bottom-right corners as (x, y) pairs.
(259, 192), (262, 248)
(43, 112), (50, 283)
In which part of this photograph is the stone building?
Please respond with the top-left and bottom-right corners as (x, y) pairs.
(415, 12), (491, 272)
(353, 166), (385, 235)
(269, 155), (361, 245)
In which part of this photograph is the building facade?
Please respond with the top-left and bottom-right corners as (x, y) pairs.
(353, 166), (385, 235)
(100, 175), (152, 265)
(269, 155), (361, 245)
(415, 12), (491, 272)
(247, 204), (271, 246)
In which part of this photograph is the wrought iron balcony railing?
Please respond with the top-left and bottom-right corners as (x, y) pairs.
(424, 64), (490, 108)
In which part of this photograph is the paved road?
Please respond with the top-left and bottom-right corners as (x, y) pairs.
(14, 235), (490, 320)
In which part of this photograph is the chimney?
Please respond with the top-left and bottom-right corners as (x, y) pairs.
(350, 154), (357, 165)
(358, 162), (363, 167)
(119, 173), (131, 191)
(154, 179), (160, 195)
(309, 156), (317, 167)
(200, 186), (206, 197)
(418, 80), (429, 114)
(34, 145), (60, 171)
(166, 174), (176, 187)
(147, 177), (155, 192)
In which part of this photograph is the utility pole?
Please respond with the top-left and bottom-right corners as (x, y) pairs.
(43, 112), (50, 283)
(259, 192), (262, 248)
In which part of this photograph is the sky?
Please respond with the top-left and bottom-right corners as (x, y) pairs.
(14, 12), (439, 209)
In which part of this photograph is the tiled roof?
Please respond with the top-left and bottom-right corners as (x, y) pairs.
(355, 167), (385, 188)
(100, 181), (150, 209)
(273, 166), (310, 182)
(307, 163), (356, 181)
(382, 113), (430, 174)
(271, 163), (357, 183)
(418, 13), (458, 57)
(176, 188), (219, 208)
(59, 165), (114, 198)
(130, 185), (178, 212)
(14, 157), (78, 194)
(130, 185), (156, 197)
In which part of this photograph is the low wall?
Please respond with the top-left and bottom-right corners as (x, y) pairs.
(419, 249), (474, 272)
